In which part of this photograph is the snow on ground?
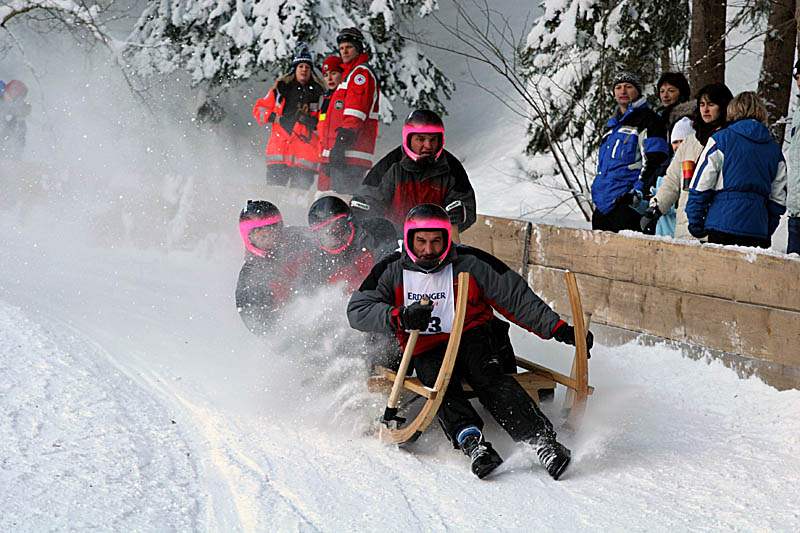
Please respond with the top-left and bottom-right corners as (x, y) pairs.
(1, 3), (799, 531)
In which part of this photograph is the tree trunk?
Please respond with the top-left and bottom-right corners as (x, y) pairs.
(690, 0), (727, 91)
(759, 0), (797, 144)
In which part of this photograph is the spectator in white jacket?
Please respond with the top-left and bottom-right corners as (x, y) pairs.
(786, 60), (800, 255)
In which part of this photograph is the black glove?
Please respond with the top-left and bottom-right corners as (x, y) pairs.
(445, 200), (466, 226)
(617, 189), (644, 209)
(640, 205), (662, 234)
(396, 301), (434, 331)
(297, 110), (318, 129)
(336, 128), (356, 145)
(553, 324), (594, 358)
(688, 223), (707, 239)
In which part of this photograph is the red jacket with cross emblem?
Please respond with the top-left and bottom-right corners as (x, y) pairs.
(320, 52), (380, 168)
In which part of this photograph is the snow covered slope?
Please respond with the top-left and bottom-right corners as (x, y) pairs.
(1, 3), (799, 530)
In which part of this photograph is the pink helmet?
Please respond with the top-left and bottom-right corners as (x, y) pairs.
(402, 110), (444, 162)
(238, 200), (283, 257)
(403, 204), (451, 270)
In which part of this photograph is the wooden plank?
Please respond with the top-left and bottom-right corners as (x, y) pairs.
(528, 265), (800, 368)
(460, 214), (529, 274)
(527, 223), (800, 313)
(374, 367), (436, 399)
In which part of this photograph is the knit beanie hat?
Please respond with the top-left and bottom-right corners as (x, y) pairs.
(291, 42), (314, 71)
(670, 116), (696, 143)
(322, 55), (344, 74)
(337, 27), (365, 54)
(612, 70), (643, 95)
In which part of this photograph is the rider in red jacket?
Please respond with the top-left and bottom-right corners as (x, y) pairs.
(319, 28), (380, 194)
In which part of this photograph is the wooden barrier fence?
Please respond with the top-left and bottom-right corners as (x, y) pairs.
(460, 215), (800, 390)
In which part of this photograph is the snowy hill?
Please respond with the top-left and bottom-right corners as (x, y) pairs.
(2, 3), (800, 530)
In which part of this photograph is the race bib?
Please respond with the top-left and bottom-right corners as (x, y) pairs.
(402, 264), (455, 334)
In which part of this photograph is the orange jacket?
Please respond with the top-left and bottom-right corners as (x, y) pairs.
(254, 79), (323, 171)
(320, 53), (380, 168)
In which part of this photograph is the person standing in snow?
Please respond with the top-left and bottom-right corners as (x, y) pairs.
(318, 27), (380, 194)
(236, 200), (315, 334)
(253, 43), (325, 189)
(686, 92), (787, 248)
(591, 70), (670, 233)
(784, 60), (800, 255)
(317, 55), (345, 192)
(347, 204), (593, 480)
(0, 79), (31, 160)
(349, 109), (476, 233)
(640, 83), (734, 240)
(306, 196), (398, 293)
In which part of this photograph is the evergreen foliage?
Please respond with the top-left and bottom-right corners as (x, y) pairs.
(523, 0), (689, 156)
(124, 0), (453, 120)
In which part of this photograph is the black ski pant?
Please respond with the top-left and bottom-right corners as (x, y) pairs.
(591, 202), (642, 233)
(412, 322), (554, 448)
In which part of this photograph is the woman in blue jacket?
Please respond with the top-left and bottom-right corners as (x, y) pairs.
(686, 92), (787, 248)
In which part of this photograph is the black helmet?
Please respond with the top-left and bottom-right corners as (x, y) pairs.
(239, 200), (283, 256)
(337, 27), (365, 53)
(308, 196), (355, 253)
(402, 109), (445, 163)
(403, 203), (451, 270)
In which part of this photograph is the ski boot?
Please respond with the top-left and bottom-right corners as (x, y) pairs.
(531, 432), (571, 480)
(457, 426), (503, 479)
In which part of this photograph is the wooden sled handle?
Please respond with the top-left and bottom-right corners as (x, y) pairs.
(383, 297), (430, 422)
(564, 271), (590, 428)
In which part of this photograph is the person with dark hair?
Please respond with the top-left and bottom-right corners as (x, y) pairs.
(347, 204), (593, 480)
(235, 201), (315, 334)
(686, 92), (787, 248)
(655, 72), (693, 132)
(641, 83), (734, 239)
(350, 109), (477, 233)
(591, 70), (670, 233)
(253, 42), (325, 189)
(307, 196), (398, 292)
(318, 27), (380, 194)
(785, 60), (800, 255)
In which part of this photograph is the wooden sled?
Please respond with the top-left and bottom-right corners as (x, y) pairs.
(369, 271), (593, 445)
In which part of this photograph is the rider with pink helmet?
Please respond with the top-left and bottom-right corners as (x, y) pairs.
(350, 110), (476, 232)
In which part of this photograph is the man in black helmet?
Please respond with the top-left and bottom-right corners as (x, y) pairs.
(318, 27), (381, 195)
(306, 195), (398, 292)
(236, 200), (315, 334)
(347, 204), (594, 480)
(350, 109), (477, 233)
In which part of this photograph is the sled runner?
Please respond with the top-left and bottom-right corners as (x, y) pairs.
(370, 271), (593, 445)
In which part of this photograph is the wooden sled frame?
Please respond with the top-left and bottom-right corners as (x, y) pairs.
(370, 271), (592, 445)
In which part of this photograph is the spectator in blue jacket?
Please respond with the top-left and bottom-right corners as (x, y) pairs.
(592, 70), (670, 233)
(686, 92), (787, 248)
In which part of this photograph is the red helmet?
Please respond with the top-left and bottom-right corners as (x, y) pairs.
(402, 110), (444, 162)
(403, 204), (451, 270)
(238, 200), (283, 257)
(4, 80), (27, 101)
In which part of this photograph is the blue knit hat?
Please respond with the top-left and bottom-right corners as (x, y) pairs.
(291, 42), (314, 71)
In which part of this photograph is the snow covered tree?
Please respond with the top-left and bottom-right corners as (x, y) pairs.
(524, 0), (689, 156)
(124, 0), (453, 121)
